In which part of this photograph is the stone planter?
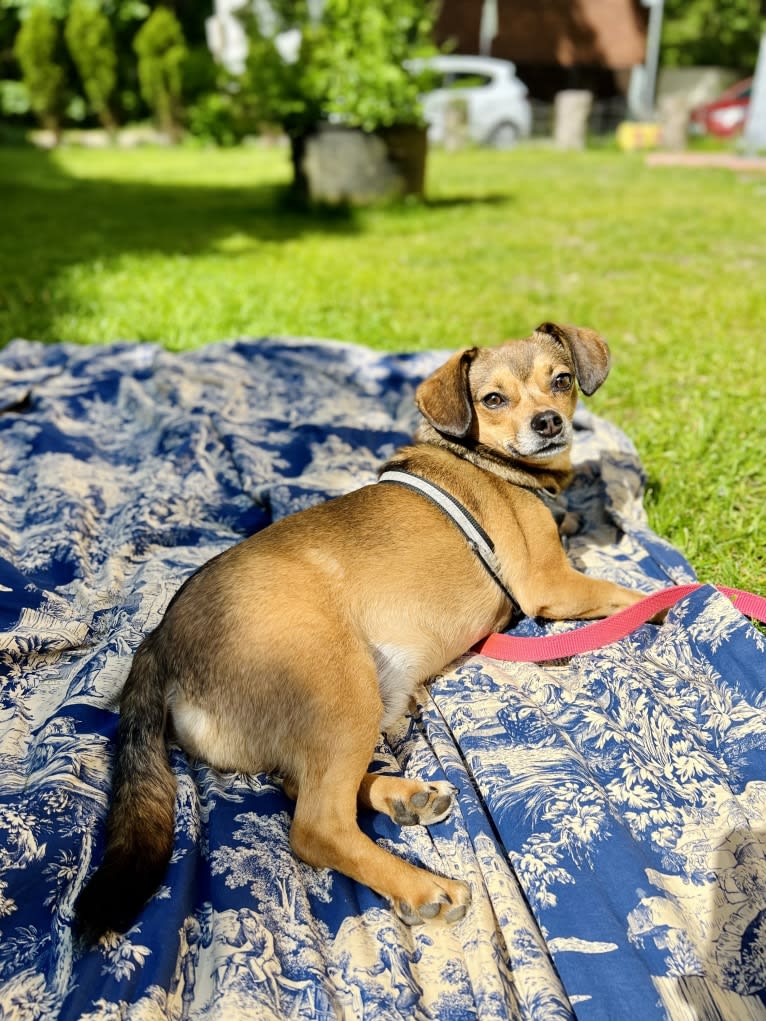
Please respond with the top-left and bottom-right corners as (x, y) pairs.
(292, 122), (427, 205)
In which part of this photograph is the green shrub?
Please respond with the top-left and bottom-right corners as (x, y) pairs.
(186, 89), (247, 146)
(65, 0), (118, 132)
(307, 0), (438, 132)
(662, 0), (762, 69)
(182, 44), (219, 102)
(13, 5), (68, 136)
(133, 6), (187, 138)
(0, 78), (31, 117)
(239, 0), (439, 139)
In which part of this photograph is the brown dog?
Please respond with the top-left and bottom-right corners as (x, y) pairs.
(76, 322), (651, 939)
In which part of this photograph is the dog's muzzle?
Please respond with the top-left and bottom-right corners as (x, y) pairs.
(508, 413), (572, 460)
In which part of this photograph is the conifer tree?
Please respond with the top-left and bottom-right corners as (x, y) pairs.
(14, 5), (68, 140)
(134, 6), (187, 140)
(65, 0), (118, 134)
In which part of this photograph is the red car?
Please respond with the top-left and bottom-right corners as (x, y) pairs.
(689, 77), (752, 137)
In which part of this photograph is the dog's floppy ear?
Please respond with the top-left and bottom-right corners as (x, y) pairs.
(535, 322), (611, 396)
(416, 348), (479, 438)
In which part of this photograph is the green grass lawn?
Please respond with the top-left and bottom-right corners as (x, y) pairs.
(2, 142), (765, 596)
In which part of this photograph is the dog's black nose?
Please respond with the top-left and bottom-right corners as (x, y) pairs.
(531, 410), (563, 438)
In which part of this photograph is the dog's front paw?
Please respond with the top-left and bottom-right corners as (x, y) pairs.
(558, 511), (582, 536)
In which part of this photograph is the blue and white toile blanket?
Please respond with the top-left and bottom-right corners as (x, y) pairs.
(1, 336), (765, 1021)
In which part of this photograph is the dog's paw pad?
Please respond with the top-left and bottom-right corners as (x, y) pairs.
(418, 900), (443, 919)
(430, 792), (453, 817)
(444, 901), (469, 924)
(396, 901), (424, 926)
(394, 782), (456, 827)
(393, 885), (470, 926)
(391, 798), (419, 826)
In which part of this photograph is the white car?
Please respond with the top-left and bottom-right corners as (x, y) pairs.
(409, 55), (532, 149)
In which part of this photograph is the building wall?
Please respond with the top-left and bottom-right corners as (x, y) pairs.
(436, 0), (647, 67)
(436, 0), (648, 99)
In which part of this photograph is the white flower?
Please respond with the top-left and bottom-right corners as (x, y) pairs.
(101, 938), (151, 980)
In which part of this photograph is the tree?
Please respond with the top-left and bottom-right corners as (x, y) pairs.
(308, 0), (438, 132)
(662, 0), (762, 71)
(64, 0), (118, 133)
(239, 0), (438, 138)
(236, 0), (438, 197)
(13, 4), (68, 138)
(133, 5), (187, 139)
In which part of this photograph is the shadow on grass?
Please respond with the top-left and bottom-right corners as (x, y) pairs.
(0, 144), (515, 346)
(0, 145), (365, 346)
(423, 194), (513, 210)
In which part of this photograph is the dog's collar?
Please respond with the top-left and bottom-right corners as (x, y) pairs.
(377, 469), (519, 612)
(413, 422), (573, 495)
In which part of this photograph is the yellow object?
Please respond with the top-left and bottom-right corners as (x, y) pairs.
(616, 121), (662, 151)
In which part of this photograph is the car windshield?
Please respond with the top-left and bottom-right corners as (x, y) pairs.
(443, 72), (493, 89)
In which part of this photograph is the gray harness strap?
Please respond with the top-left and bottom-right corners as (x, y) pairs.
(377, 469), (519, 611)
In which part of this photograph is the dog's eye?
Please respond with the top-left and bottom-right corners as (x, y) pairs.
(552, 372), (573, 392)
(481, 392), (506, 409)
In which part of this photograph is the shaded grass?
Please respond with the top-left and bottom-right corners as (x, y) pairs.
(2, 142), (765, 596)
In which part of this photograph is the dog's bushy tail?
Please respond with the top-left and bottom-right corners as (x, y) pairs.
(75, 636), (176, 942)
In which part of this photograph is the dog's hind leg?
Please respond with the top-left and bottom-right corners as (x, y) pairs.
(291, 767), (470, 925)
(280, 764), (456, 827)
(287, 660), (470, 925)
(283, 767), (456, 828)
(357, 773), (456, 827)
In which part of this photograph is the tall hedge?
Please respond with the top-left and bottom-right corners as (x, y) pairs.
(13, 5), (68, 137)
(64, 0), (118, 132)
(133, 6), (187, 139)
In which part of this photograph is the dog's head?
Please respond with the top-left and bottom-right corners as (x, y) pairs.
(415, 322), (610, 467)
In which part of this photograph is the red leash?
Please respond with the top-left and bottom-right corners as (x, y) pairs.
(474, 585), (766, 663)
